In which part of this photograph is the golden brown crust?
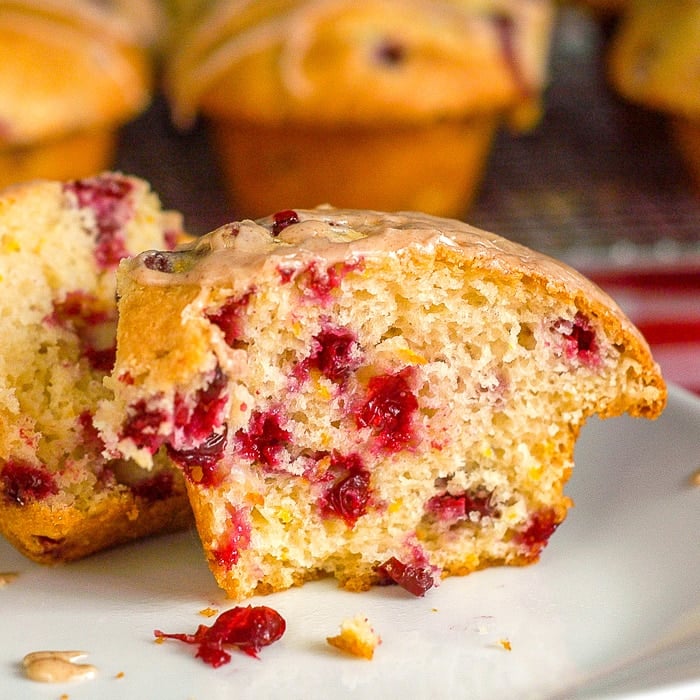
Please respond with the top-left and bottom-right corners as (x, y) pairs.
(115, 281), (212, 389)
(0, 487), (192, 564)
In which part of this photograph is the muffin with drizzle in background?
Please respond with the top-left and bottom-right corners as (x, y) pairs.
(164, 0), (556, 219)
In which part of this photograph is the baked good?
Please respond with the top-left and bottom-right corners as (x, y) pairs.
(96, 207), (666, 600)
(165, 0), (555, 219)
(0, 1), (157, 188)
(607, 0), (700, 192)
(0, 172), (192, 563)
(327, 614), (381, 659)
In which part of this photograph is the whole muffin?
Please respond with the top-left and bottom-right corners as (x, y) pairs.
(0, 0), (158, 188)
(165, 0), (555, 219)
(607, 0), (700, 192)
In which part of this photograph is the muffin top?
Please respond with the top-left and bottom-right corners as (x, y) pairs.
(0, 0), (156, 146)
(608, 0), (700, 117)
(166, 0), (555, 128)
(125, 205), (647, 352)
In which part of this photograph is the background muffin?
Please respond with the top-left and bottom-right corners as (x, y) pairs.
(165, 0), (555, 219)
(607, 0), (700, 194)
(0, 0), (159, 188)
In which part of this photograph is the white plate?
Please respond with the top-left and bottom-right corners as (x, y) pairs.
(1, 385), (699, 700)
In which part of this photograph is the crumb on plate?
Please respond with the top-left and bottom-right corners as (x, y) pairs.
(327, 614), (381, 660)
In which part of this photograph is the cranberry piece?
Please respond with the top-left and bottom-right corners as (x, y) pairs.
(376, 556), (434, 597)
(1, 460), (58, 505)
(206, 290), (255, 346)
(276, 265), (296, 284)
(271, 209), (299, 236)
(64, 174), (134, 270)
(425, 488), (496, 524)
(174, 367), (229, 444)
(235, 410), (291, 469)
(555, 312), (599, 365)
(211, 506), (251, 569)
(83, 345), (116, 372)
(296, 325), (361, 385)
(167, 429), (227, 487)
(319, 453), (371, 527)
(303, 260), (362, 303)
(154, 605), (286, 668)
(131, 471), (175, 502)
(311, 326), (361, 382)
(121, 400), (168, 454)
(356, 367), (418, 452)
(516, 509), (560, 557)
(143, 251), (175, 273)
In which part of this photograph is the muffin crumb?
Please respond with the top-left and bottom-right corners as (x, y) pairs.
(327, 614), (381, 660)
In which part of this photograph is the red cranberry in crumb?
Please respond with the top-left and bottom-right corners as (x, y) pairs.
(319, 453), (371, 527)
(154, 605), (286, 668)
(376, 556), (434, 597)
(235, 410), (291, 469)
(301, 261), (362, 303)
(356, 367), (418, 452)
(131, 471), (175, 502)
(83, 345), (116, 372)
(516, 509), (560, 557)
(64, 174), (133, 269)
(174, 367), (229, 444)
(1, 460), (58, 505)
(167, 429), (227, 487)
(211, 506), (251, 569)
(121, 400), (168, 454)
(271, 209), (299, 236)
(206, 290), (255, 346)
(555, 312), (599, 365)
(425, 488), (496, 524)
(296, 326), (361, 384)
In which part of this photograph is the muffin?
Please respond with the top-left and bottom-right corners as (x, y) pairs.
(0, 172), (192, 564)
(0, 1), (157, 188)
(95, 207), (665, 601)
(607, 0), (700, 192)
(165, 0), (555, 219)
